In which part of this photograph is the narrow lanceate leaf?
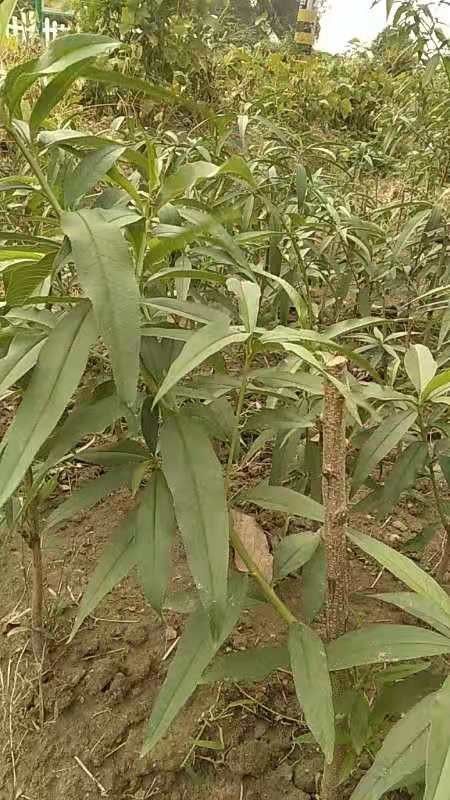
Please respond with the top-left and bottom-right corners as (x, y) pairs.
(142, 574), (247, 754)
(273, 533), (320, 581)
(202, 645), (289, 684)
(374, 593), (450, 638)
(153, 320), (249, 407)
(30, 60), (89, 135)
(160, 415), (229, 635)
(0, 334), (46, 397)
(44, 393), (121, 469)
(46, 465), (132, 530)
(79, 439), (149, 467)
(350, 693), (434, 800)
(240, 482), (324, 523)
(289, 623), (335, 763)
(61, 209), (140, 406)
(328, 625), (450, 671)
(425, 679), (450, 800)
(135, 471), (176, 613)
(302, 541), (327, 623)
(352, 410), (417, 492)
(355, 442), (428, 516)
(422, 369), (450, 402)
(70, 501), (138, 640)
(64, 145), (125, 209)
(226, 278), (261, 334)
(141, 397), (159, 454)
(348, 530), (450, 616)
(0, 304), (96, 508)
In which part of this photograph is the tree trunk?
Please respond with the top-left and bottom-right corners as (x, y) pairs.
(320, 356), (349, 800)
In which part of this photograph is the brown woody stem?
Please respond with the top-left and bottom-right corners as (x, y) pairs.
(24, 470), (45, 663)
(321, 356), (349, 800)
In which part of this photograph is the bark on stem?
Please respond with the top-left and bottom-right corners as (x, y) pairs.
(320, 356), (349, 800)
(31, 534), (44, 663)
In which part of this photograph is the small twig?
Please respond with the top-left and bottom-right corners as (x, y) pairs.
(103, 740), (126, 761)
(162, 637), (180, 661)
(74, 756), (108, 796)
(370, 568), (385, 589)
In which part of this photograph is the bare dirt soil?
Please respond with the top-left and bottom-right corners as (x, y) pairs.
(0, 477), (441, 800)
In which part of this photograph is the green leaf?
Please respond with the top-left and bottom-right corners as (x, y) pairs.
(0, 0), (18, 41)
(374, 593), (450, 637)
(43, 393), (121, 469)
(79, 439), (149, 467)
(371, 670), (442, 727)
(245, 408), (314, 433)
(440, 456), (450, 488)
(46, 465), (132, 530)
(405, 345), (437, 396)
(0, 304), (96, 509)
(158, 157), (254, 207)
(438, 305), (450, 349)
(252, 267), (308, 328)
(422, 369), (450, 402)
(143, 297), (228, 325)
(82, 65), (188, 107)
(348, 530), (450, 616)
(30, 60), (90, 136)
(273, 533), (320, 581)
(158, 162), (221, 206)
(202, 645), (289, 684)
(185, 398), (235, 443)
(355, 442), (428, 516)
(142, 575), (246, 754)
(226, 278), (260, 334)
(141, 397), (159, 454)
(302, 541), (326, 623)
(70, 500), (138, 640)
(352, 410), (417, 492)
(240, 482), (324, 523)
(152, 320), (248, 407)
(351, 693), (433, 800)
(289, 622), (335, 763)
(135, 471), (176, 613)
(328, 625), (450, 671)
(160, 415), (229, 635)
(295, 164), (308, 210)
(0, 334), (45, 397)
(394, 209), (431, 257)
(64, 145), (125, 209)
(250, 368), (323, 396)
(425, 679), (450, 800)
(61, 209), (140, 406)
(324, 317), (384, 339)
(349, 693), (370, 755)
(4, 255), (55, 306)
(36, 34), (119, 75)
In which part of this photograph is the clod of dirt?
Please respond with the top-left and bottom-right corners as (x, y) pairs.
(246, 764), (310, 800)
(232, 509), (273, 581)
(108, 671), (130, 703)
(293, 752), (323, 793)
(124, 622), (151, 647)
(173, 773), (242, 800)
(226, 740), (271, 776)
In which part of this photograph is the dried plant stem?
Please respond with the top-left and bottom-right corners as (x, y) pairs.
(23, 470), (45, 664)
(321, 357), (349, 800)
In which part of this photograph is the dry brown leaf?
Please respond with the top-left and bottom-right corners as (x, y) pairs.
(231, 509), (273, 582)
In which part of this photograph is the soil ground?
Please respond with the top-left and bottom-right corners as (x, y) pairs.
(1, 466), (444, 800)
